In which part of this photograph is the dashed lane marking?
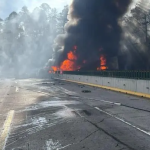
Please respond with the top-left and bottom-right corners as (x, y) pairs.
(0, 110), (15, 150)
(95, 107), (150, 136)
(15, 87), (19, 92)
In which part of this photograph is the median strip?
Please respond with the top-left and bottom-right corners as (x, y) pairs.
(0, 110), (15, 150)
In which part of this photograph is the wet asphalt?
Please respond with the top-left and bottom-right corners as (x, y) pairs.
(0, 78), (150, 150)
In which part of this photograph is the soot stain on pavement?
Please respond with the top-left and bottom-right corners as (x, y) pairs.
(17, 100), (81, 112)
(5, 81), (98, 150)
(7, 100), (81, 148)
(82, 90), (91, 93)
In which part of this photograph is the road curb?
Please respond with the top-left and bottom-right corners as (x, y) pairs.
(55, 78), (150, 99)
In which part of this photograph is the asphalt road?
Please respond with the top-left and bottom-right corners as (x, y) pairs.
(0, 78), (150, 150)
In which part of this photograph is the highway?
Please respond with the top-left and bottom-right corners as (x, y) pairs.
(0, 78), (150, 150)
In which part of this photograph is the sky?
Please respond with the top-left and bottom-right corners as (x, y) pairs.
(0, 0), (72, 19)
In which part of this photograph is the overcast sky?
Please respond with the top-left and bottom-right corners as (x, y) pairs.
(0, 0), (72, 19)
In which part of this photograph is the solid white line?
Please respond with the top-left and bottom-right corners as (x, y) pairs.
(58, 144), (72, 150)
(95, 107), (150, 136)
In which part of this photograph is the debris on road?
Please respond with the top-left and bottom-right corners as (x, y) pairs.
(82, 90), (91, 93)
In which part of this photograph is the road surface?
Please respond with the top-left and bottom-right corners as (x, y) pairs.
(0, 78), (150, 150)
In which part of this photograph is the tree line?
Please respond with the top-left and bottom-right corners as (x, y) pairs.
(0, 3), (68, 77)
(120, 2), (150, 70)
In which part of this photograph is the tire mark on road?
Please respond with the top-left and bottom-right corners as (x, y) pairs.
(71, 109), (134, 150)
(95, 107), (150, 137)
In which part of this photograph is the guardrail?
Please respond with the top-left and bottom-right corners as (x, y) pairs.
(61, 71), (150, 80)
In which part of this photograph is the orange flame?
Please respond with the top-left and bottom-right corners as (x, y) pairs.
(60, 46), (80, 71)
(51, 46), (80, 72)
(60, 60), (76, 71)
(67, 51), (77, 60)
(60, 51), (80, 71)
(52, 66), (59, 72)
(97, 55), (107, 71)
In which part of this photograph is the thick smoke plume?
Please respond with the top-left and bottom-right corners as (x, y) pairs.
(53, 0), (132, 71)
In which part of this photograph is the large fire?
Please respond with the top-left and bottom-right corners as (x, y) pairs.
(97, 55), (107, 71)
(51, 46), (80, 71)
(60, 46), (80, 71)
(50, 46), (108, 72)
(60, 60), (77, 71)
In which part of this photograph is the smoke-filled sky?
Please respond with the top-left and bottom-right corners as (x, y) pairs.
(53, 0), (133, 71)
(51, 0), (150, 71)
(0, 0), (72, 19)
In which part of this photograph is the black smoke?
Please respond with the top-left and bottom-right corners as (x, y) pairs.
(54, 0), (132, 70)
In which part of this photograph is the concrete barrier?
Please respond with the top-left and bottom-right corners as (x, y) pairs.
(54, 74), (150, 98)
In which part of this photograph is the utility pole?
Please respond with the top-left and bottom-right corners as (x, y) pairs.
(142, 14), (149, 44)
(144, 14), (148, 43)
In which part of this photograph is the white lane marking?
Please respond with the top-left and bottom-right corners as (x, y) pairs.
(15, 87), (19, 92)
(57, 144), (72, 150)
(0, 110), (15, 150)
(57, 87), (77, 95)
(99, 99), (121, 106)
(95, 107), (150, 136)
(114, 103), (121, 106)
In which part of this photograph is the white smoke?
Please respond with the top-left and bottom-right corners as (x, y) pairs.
(0, 4), (58, 78)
